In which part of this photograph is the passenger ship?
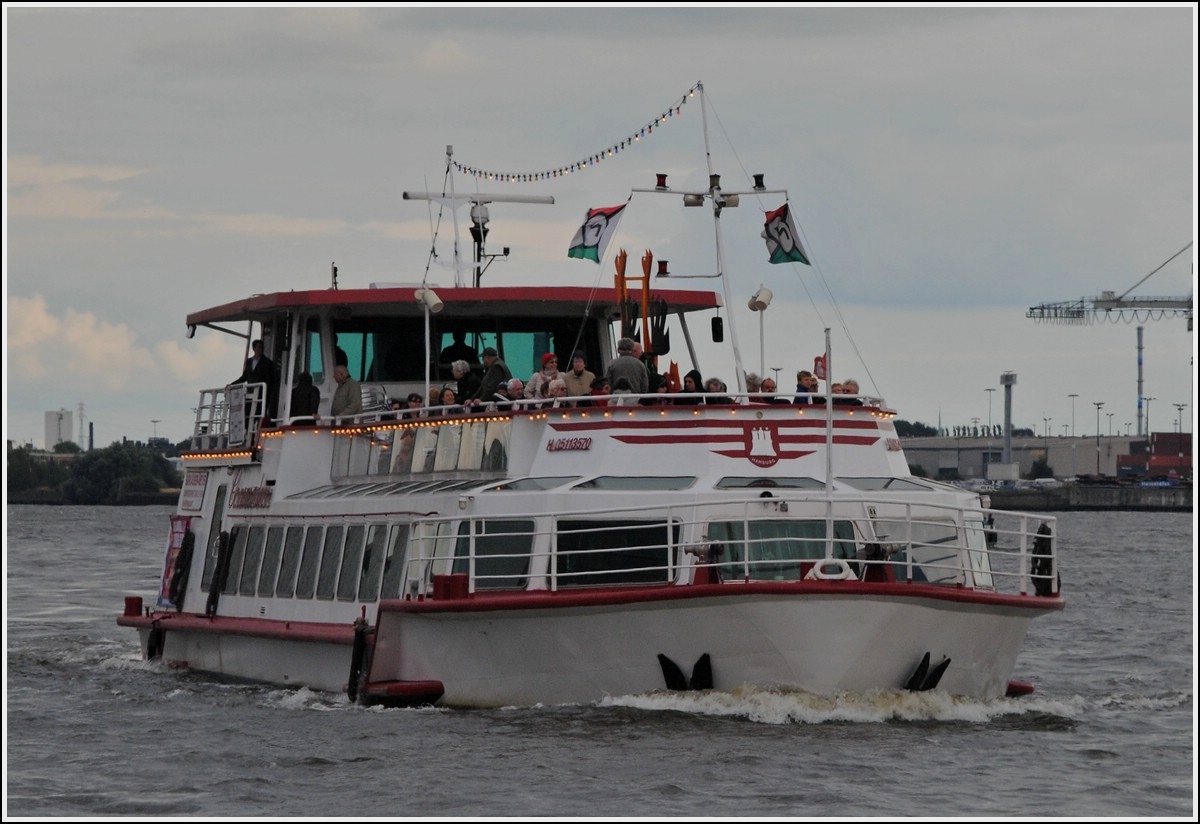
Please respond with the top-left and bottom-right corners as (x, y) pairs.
(118, 92), (1062, 708)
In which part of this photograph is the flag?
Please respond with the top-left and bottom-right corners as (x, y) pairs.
(761, 203), (810, 265)
(813, 353), (827, 381)
(568, 204), (626, 263)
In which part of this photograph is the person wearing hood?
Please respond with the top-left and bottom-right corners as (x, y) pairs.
(674, 369), (705, 405)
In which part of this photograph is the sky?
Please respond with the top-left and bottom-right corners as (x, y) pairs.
(4, 4), (1197, 451)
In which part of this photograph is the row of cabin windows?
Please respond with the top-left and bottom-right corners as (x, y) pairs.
(202, 523), (410, 604)
(199, 517), (861, 599)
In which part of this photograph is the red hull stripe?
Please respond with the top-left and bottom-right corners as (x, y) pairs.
(117, 612), (355, 645)
(615, 434), (879, 446)
(383, 582), (1066, 616)
(549, 418), (882, 433)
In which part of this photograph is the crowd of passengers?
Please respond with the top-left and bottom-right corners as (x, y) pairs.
(271, 335), (870, 423)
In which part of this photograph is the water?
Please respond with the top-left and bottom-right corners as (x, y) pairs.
(4, 505), (1194, 818)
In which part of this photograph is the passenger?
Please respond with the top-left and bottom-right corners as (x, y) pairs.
(562, 350), (596, 405)
(544, 377), (569, 407)
(332, 334), (348, 368)
(759, 377), (790, 405)
(289, 372), (321, 422)
(452, 360), (481, 406)
(605, 337), (649, 396)
(468, 346), (511, 409)
(705, 377), (733, 405)
(589, 376), (611, 406)
(745, 372), (762, 394)
(835, 378), (863, 406)
(439, 330), (479, 370)
(405, 392), (425, 419)
(674, 369), (705, 405)
(232, 338), (278, 421)
(330, 365), (363, 418)
(525, 353), (561, 400)
(794, 370), (822, 404)
(494, 378), (524, 411)
(647, 372), (671, 405)
(609, 376), (635, 406)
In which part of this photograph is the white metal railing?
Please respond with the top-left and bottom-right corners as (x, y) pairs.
(190, 383), (267, 450)
(401, 496), (1058, 600)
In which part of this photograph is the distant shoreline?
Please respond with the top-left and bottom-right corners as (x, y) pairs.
(7, 492), (179, 506)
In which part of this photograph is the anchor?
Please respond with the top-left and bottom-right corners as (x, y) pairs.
(905, 651), (951, 692)
(657, 653), (713, 691)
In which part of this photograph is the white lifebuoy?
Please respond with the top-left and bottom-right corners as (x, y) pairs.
(805, 559), (857, 581)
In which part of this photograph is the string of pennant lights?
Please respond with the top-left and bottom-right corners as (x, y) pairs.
(452, 82), (701, 183)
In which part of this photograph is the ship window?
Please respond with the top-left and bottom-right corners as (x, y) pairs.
(334, 318), (425, 383)
(222, 526), (248, 595)
(238, 526), (267, 595)
(275, 526), (306, 598)
(486, 476), (580, 491)
(869, 519), (958, 583)
(337, 525), (367, 601)
(305, 321), (326, 385)
(357, 523), (390, 601)
(709, 519), (856, 580)
(716, 477), (826, 489)
(378, 524), (410, 600)
(555, 520), (679, 586)
(572, 476), (696, 490)
(315, 525), (345, 600)
(256, 525), (285, 597)
(294, 526), (325, 599)
(838, 477), (931, 492)
(453, 520), (534, 590)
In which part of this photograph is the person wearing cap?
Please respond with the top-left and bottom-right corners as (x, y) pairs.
(468, 346), (511, 409)
(524, 352), (561, 399)
(562, 350), (595, 406)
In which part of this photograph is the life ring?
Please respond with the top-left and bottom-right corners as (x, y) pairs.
(805, 559), (857, 581)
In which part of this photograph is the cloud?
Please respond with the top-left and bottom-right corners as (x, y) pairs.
(6, 155), (172, 220)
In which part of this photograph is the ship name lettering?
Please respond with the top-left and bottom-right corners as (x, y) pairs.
(547, 436), (592, 452)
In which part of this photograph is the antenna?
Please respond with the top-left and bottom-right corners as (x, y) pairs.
(404, 145), (554, 287)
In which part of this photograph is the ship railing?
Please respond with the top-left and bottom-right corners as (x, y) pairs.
(402, 496), (1057, 599)
(190, 383), (267, 451)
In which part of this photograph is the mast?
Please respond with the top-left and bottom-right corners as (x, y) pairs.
(633, 82), (787, 392)
(403, 146), (555, 288)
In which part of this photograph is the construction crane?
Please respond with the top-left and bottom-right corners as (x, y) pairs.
(1026, 242), (1193, 437)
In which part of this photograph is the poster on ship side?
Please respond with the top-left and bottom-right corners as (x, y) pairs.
(157, 515), (193, 608)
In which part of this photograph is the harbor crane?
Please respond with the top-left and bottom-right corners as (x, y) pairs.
(1026, 242), (1192, 437)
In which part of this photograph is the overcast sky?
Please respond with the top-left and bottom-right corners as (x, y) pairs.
(4, 4), (1196, 451)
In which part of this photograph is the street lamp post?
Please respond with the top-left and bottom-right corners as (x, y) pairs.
(1145, 397), (1156, 436)
(1068, 393), (1078, 437)
(150, 419), (161, 440)
(986, 388), (996, 436)
(1093, 402), (1104, 475)
(1106, 412), (1114, 437)
(1042, 417), (1052, 465)
(1125, 422), (1132, 436)
(1062, 424), (1069, 436)
(1175, 403), (1188, 435)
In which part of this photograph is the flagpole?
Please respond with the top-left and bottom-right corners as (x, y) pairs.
(825, 327), (833, 487)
